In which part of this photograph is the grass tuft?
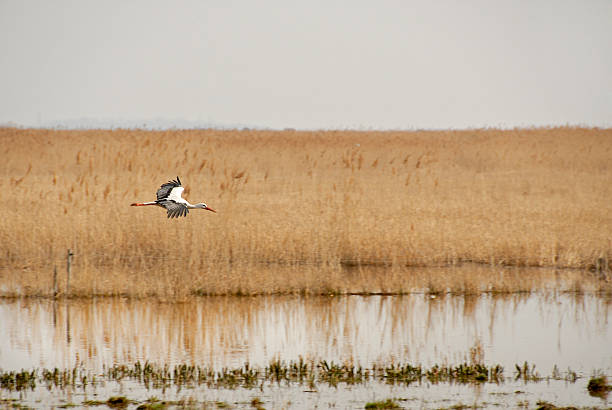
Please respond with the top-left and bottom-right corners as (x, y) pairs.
(107, 396), (130, 408)
(365, 399), (401, 409)
(587, 375), (611, 398)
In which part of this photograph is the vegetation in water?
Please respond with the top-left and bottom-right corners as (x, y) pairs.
(587, 375), (611, 398)
(0, 359), (604, 410)
(0, 359), (587, 393)
(364, 398), (401, 409)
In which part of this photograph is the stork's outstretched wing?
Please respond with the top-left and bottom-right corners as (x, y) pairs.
(156, 177), (182, 201)
(158, 200), (189, 218)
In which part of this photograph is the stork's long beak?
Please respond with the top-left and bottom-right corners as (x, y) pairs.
(206, 207), (216, 213)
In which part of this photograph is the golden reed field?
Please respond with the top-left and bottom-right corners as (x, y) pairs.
(1, 127), (611, 297)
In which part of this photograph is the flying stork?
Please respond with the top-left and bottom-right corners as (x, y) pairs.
(131, 176), (216, 218)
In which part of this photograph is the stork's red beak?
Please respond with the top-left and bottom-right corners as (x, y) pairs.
(206, 207), (216, 213)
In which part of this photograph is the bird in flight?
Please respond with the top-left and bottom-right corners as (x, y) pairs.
(131, 176), (216, 218)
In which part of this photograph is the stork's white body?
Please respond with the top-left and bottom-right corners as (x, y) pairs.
(167, 186), (186, 204)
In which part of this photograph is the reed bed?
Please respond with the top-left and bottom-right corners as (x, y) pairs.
(0, 127), (610, 297)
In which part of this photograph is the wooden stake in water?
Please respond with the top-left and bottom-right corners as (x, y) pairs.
(66, 249), (74, 295)
(53, 265), (58, 298)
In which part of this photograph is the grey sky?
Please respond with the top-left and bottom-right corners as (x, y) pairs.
(1, 0), (610, 129)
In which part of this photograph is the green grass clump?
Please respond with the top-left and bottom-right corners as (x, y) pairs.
(535, 400), (580, 410)
(365, 399), (400, 409)
(107, 396), (130, 408)
(587, 375), (611, 397)
(0, 370), (36, 391)
(250, 397), (264, 409)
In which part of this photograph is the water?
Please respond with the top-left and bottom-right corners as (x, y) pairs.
(1, 292), (611, 408)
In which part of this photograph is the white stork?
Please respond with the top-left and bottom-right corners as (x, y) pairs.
(131, 176), (216, 218)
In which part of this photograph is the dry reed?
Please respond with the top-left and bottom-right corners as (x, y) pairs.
(1, 127), (610, 297)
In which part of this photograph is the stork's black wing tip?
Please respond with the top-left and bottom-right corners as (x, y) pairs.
(176, 176), (182, 186)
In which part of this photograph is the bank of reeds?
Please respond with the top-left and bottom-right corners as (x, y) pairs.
(1, 127), (610, 297)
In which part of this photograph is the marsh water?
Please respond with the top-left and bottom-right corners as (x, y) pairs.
(1, 290), (611, 408)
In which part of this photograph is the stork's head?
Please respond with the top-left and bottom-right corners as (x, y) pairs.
(195, 203), (216, 213)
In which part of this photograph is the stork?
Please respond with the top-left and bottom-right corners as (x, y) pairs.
(131, 176), (216, 218)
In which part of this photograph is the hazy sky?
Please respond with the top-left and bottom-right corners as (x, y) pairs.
(1, 1), (610, 129)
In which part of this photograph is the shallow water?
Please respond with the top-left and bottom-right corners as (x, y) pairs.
(1, 292), (611, 408)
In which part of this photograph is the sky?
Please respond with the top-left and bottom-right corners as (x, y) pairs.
(1, 0), (610, 130)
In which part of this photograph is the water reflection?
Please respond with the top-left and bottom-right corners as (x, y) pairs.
(1, 293), (610, 375)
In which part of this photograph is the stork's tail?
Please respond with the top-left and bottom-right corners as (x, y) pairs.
(131, 202), (156, 206)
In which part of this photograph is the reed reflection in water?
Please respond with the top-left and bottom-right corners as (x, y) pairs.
(1, 293), (610, 375)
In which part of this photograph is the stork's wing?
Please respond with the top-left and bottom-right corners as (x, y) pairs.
(156, 177), (182, 201)
(159, 200), (189, 218)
